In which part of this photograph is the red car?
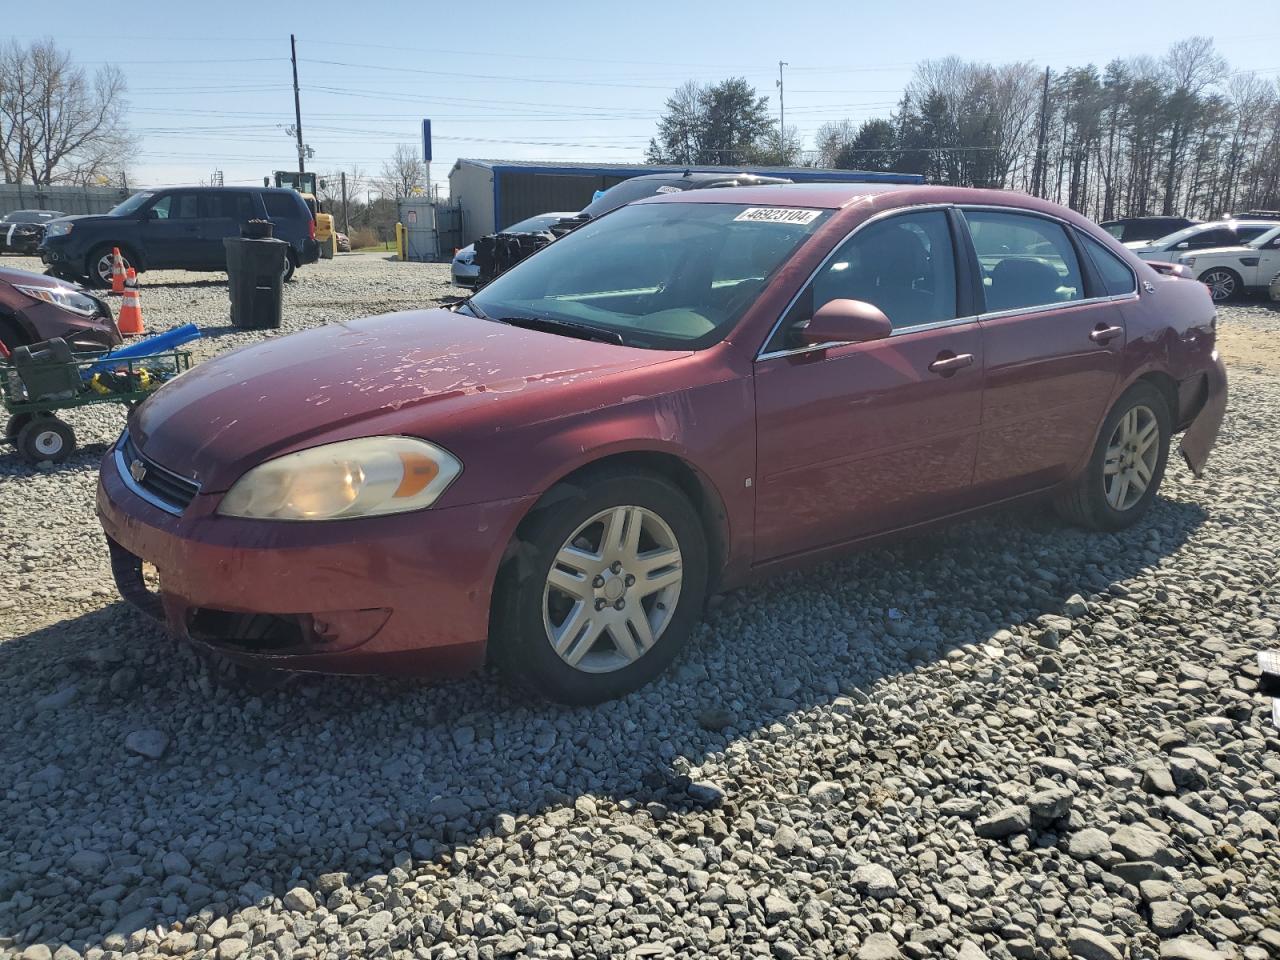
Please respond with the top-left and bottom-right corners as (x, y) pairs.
(0, 265), (121, 353)
(97, 184), (1226, 703)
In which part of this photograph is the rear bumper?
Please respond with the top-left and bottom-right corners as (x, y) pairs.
(299, 238), (320, 265)
(1178, 351), (1227, 478)
(97, 440), (534, 676)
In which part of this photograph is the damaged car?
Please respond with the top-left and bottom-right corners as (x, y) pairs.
(98, 183), (1226, 704)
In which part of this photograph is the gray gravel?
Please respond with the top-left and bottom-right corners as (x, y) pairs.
(1, 258), (1278, 960)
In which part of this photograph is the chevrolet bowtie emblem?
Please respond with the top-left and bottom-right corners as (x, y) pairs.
(129, 459), (147, 483)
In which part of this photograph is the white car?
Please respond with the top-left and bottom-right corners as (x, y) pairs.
(1125, 219), (1275, 264)
(1174, 224), (1280, 302)
(452, 212), (577, 288)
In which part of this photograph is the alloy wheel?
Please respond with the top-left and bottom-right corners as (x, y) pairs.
(1201, 269), (1236, 302)
(1103, 404), (1159, 511)
(96, 252), (126, 285)
(542, 505), (683, 674)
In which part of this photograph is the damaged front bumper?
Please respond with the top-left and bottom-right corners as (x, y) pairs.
(1178, 351), (1227, 478)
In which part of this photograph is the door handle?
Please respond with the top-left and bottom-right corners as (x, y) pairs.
(1089, 325), (1123, 344)
(928, 352), (974, 375)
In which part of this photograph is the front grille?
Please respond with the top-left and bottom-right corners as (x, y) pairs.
(120, 432), (199, 512)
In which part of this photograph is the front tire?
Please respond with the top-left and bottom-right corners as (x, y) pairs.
(492, 469), (708, 704)
(86, 244), (133, 289)
(1198, 267), (1241, 303)
(1055, 382), (1171, 531)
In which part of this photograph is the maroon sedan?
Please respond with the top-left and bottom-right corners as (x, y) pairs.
(97, 184), (1226, 703)
(0, 265), (121, 353)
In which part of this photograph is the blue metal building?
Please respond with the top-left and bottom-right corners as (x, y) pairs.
(447, 159), (923, 245)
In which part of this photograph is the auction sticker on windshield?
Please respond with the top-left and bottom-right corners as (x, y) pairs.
(734, 207), (823, 225)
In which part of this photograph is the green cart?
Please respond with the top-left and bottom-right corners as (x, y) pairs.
(2, 348), (192, 464)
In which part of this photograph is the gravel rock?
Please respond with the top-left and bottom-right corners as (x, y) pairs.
(1067, 828), (1112, 860)
(852, 863), (898, 899)
(1067, 927), (1123, 960)
(123, 729), (169, 759)
(857, 933), (902, 960)
(1149, 900), (1193, 937)
(1158, 940), (1227, 960)
(975, 804), (1031, 838)
(283, 886), (316, 912)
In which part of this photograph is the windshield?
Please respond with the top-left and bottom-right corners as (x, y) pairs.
(1150, 224), (1206, 247)
(504, 213), (573, 233)
(3, 210), (59, 222)
(108, 192), (155, 217)
(580, 179), (689, 218)
(469, 201), (830, 349)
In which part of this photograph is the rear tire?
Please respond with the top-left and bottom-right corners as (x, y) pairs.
(282, 253), (296, 283)
(1055, 381), (1171, 531)
(1198, 267), (1241, 303)
(491, 469), (708, 704)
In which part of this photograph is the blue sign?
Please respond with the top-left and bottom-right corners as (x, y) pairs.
(422, 119), (432, 163)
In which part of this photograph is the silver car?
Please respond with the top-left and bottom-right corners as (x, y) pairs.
(1125, 220), (1275, 262)
(452, 212), (577, 288)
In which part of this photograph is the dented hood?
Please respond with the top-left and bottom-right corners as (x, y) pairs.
(130, 308), (677, 490)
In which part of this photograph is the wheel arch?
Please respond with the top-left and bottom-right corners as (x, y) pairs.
(1135, 370), (1179, 424)
(0, 304), (32, 349)
(86, 240), (145, 276)
(497, 448), (731, 601)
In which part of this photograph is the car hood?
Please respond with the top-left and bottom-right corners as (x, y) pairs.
(1179, 244), (1255, 258)
(131, 308), (680, 491)
(0, 264), (87, 291)
(454, 244), (475, 260)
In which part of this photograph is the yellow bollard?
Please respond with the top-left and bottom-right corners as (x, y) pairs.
(395, 222), (407, 261)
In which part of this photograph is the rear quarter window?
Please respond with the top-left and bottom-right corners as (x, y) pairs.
(1079, 233), (1137, 296)
(262, 193), (305, 219)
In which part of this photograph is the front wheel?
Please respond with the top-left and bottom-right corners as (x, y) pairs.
(1055, 382), (1171, 531)
(86, 244), (133, 289)
(1198, 267), (1241, 303)
(492, 470), (708, 704)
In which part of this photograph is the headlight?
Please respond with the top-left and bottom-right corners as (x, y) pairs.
(218, 436), (462, 521)
(44, 221), (72, 238)
(1180, 256), (1196, 267)
(15, 283), (100, 318)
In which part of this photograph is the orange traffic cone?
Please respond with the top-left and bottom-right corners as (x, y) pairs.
(117, 268), (144, 336)
(109, 247), (126, 296)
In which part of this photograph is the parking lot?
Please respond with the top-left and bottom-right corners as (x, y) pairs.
(1, 255), (1278, 960)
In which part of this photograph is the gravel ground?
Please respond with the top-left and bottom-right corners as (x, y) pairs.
(1, 256), (1278, 960)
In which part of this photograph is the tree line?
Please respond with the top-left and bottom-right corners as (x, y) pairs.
(651, 37), (1280, 220)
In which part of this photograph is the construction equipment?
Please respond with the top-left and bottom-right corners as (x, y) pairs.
(271, 171), (334, 258)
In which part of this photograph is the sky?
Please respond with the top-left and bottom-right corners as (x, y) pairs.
(8, 0), (1278, 199)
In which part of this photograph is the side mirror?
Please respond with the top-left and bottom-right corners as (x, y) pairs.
(139, 209), (158, 221)
(1175, 241), (1189, 250)
(796, 299), (893, 347)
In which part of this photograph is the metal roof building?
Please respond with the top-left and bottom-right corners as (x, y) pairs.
(447, 159), (924, 246)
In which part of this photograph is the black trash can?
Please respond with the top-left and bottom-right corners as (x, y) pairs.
(224, 234), (288, 329)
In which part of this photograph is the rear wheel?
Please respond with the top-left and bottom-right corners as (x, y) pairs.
(492, 470), (708, 704)
(1055, 382), (1171, 531)
(1198, 267), (1241, 303)
(282, 252), (296, 283)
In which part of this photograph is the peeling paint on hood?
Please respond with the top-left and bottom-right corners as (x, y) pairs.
(131, 308), (680, 490)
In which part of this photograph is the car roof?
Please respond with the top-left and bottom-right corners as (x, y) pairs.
(635, 182), (1088, 212)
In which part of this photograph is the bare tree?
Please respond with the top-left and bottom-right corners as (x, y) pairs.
(0, 38), (128, 185)
(379, 144), (425, 201)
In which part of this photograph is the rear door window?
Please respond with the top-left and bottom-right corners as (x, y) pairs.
(1237, 226), (1270, 244)
(201, 192), (256, 221)
(964, 210), (1083, 311)
(1078, 233), (1137, 296)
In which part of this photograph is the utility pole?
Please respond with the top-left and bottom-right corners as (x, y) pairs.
(776, 61), (788, 143)
(340, 171), (349, 233)
(290, 34), (305, 174)
(1031, 66), (1051, 197)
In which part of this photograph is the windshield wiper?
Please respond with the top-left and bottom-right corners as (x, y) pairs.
(490, 315), (625, 345)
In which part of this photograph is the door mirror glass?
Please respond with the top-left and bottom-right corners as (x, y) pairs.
(797, 299), (892, 346)
(1175, 241), (1189, 249)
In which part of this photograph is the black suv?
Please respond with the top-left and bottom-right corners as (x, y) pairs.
(39, 187), (319, 288)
